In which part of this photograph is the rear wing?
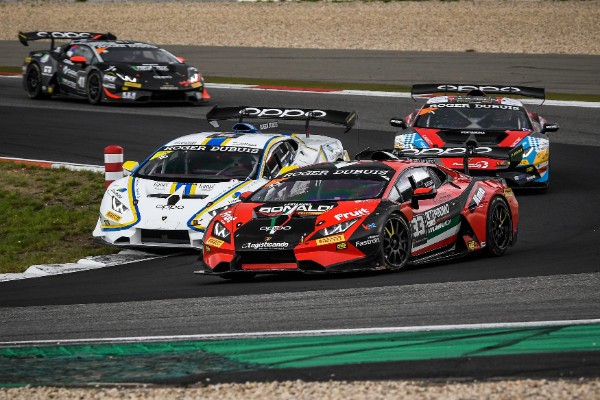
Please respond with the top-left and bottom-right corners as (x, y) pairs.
(395, 144), (524, 175)
(411, 84), (545, 101)
(206, 106), (357, 136)
(18, 31), (116, 49)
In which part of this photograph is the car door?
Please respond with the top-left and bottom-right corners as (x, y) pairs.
(392, 166), (462, 253)
(57, 44), (95, 95)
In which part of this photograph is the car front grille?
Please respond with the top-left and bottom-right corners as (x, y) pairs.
(141, 229), (189, 244)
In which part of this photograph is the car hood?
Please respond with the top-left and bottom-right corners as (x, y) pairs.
(108, 62), (198, 90)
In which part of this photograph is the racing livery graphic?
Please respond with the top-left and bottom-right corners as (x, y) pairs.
(93, 106), (356, 248)
(198, 156), (518, 280)
(390, 84), (559, 189)
(19, 31), (209, 104)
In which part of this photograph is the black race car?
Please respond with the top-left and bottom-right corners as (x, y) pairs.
(19, 31), (210, 104)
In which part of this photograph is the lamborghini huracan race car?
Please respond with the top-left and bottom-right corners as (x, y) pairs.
(390, 84), (559, 189)
(19, 31), (209, 104)
(93, 106), (356, 249)
(198, 152), (518, 280)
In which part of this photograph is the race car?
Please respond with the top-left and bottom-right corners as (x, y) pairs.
(19, 31), (209, 104)
(93, 106), (356, 249)
(198, 151), (518, 280)
(390, 84), (560, 189)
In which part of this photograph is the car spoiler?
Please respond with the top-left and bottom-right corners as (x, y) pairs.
(410, 84), (545, 101)
(395, 144), (524, 175)
(18, 31), (117, 49)
(206, 106), (357, 137)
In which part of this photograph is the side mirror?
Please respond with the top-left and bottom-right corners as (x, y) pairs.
(411, 187), (437, 209)
(122, 160), (139, 176)
(278, 165), (299, 176)
(542, 122), (560, 133)
(70, 56), (87, 64)
(239, 191), (253, 201)
(176, 56), (186, 63)
(390, 118), (407, 129)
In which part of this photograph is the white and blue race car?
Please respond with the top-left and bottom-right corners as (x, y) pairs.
(93, 106), (356, 249)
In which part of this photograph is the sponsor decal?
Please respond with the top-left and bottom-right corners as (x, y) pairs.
(205, 237), (224, 248)
(40, 54), (49, 63)
(242, 241), (289, 250)
(105, 211), (122, 222)
(334, 208), (370, 221)
(401, 147), (493, 157)
(504, 188), (514, 197)
(204, 245), (211, 253)
(362, 222), (377, 230)
(133, 65), (170, 71)
(452, 161), (489, 169)
(355, 236), (380, 247)
(258, 203), (334, 215)
(153, 182), (169, 190)
(473, 104), (520, 110)
(468, 241), (476, 251)
(336, 242), (348, 250)
(124, 81), (142, 89)
(461, 131), (486, 135)
(219, 210), (237, 223)
(316, 234), (345, 246)
(162, 145), (259, 154)
(37, 31), (93, 39)
(423, 204), (450, 225)
(103, 74), (117, 83)
(260, 225), (291, 232)
(122, 92), (137, 100)
(43, 66), (52, 75)
(283, 170), (329, 177)
(333, 169), (389, 176)
(242, 108), (327, 119)
(472, 187), (486, 207)
(61, 66), (77, 78)
(191, 82), (202, 89)
(156, 205), (184, 210)
(260, 122), (278, 130)
(427, 219), (451, 234)
(153, 75), (173, 79)
(437, 85), (523, 93)
(103, 83), (116, 90)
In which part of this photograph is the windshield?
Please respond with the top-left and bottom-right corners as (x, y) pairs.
(135, 147), (261, 182)
(250, 177), (387, 203)
(414, 104), (531, 131)
(97, 47), (180, 64)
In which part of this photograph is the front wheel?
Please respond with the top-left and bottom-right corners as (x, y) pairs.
(485, 196), (512, 256)
(381, 214), (411, 270)
(87, 71), (103, 105)
(25, 64), (48, 99)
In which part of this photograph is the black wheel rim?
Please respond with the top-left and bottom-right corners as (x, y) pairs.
(88, 74), (101, 101)
(383, 217), (410, 269)
(26, 67), (40, 95)
(491, 203), (511, 250)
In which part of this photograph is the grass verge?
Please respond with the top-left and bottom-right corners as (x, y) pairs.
(0, 161), (118, 274)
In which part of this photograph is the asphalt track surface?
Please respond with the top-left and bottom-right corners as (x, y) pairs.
(1, 46), (600, 382)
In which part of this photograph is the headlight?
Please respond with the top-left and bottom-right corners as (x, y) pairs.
(116, 73), (136, 82)
(212, 221), (231, 241)
(318, 218), (359, 237)
(111, 196), (129, 214)
(207, 204), (233, 218)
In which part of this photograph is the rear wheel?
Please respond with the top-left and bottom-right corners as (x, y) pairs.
(381, 214), (411, 270)
(25, 64), (47, 99)
(87, 71), (103, 104)
(485, 196), (512, 256)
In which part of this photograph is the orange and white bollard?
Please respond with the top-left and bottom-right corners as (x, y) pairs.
(104, 145), (123, 188)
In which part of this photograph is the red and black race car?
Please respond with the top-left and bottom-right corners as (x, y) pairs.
(390, 84), (559, 189)
(19, 31), (209, 104)
(197, 152), (518, 280)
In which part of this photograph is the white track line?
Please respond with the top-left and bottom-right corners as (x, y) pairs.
(2, 318), (599, 347)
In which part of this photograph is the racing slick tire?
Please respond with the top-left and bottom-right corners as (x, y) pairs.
(485, 196), (512, 257)
(381, 213), (411, 270)
(87, 71), (103, 105)
(25, 63), (48, 99)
